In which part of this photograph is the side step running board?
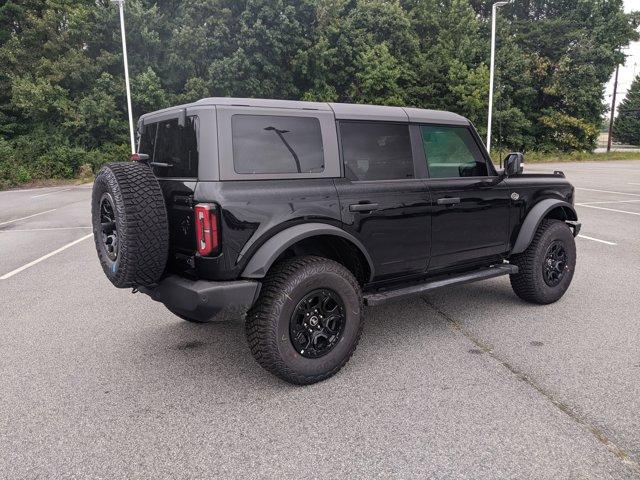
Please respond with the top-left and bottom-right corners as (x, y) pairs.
(364, 264), (518, 306)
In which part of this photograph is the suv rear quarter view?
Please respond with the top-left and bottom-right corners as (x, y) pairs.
(92, 98), (580, 384)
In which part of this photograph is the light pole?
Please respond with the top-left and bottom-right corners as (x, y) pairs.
(607, 63), (619, 153)
(111, 0), (136, 154)
(487, 1), (510, 155)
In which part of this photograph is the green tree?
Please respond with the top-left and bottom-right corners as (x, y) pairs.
(207, 0), (316, 98)
(613, 75), (640, 146)
(302, 0), (419, 104)
(351, 43), (408, 105)
(0, 0), (639, 188)
(485, 0), (640, 151)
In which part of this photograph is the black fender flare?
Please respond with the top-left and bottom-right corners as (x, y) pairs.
(511, 199), (578, 255)
(241, 223), (375, 281)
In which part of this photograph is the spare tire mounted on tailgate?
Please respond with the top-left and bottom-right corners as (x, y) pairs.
(91, 162), (169, 288)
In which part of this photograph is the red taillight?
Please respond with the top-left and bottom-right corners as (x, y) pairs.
(194, 204), (220, 256)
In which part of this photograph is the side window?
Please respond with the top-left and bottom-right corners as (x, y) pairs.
(420, 125), (487, 178)
(339, 122), (414, 181)
(232, 115), (324, 174)
(139, 117), (199, 178)
(139, 122), (157, 158)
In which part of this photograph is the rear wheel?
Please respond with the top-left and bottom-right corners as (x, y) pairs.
(509, 219), (576, 304)
(246, 256), (363, 385)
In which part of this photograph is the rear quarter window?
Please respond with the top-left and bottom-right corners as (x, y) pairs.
(231, 115), (324, 174)
(139, 117), (199, 178)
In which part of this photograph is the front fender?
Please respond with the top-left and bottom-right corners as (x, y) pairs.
(241, 223), (375, 280)
(511, 199), (578, 254)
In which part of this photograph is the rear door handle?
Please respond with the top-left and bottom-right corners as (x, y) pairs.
(437, 197), (461, 205)
(349, 202), (379, 212)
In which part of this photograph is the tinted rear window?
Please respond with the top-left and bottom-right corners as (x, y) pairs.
(139, 117), (199, 178)
(339, 122), (414, 181)
(231, 115), (324, 174)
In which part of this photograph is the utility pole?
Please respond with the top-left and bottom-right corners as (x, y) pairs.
(112, 0), (136, 155)
(487, 1), (510, 154)
(607, 63), (620, 153)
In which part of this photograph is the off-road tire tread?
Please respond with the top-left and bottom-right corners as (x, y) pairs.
(92, 162), (169, 288)
(509, 219), (574, 304)
(246, 256), (363, 385)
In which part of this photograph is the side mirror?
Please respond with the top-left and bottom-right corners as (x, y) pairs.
(504, 152), (524, 177)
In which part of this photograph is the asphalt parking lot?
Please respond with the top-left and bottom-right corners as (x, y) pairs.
(1, 160), (639, 479)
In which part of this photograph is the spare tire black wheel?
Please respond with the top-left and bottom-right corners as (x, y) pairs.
(91, 162), (169, 288)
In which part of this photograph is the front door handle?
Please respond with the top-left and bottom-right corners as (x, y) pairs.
(437, 197), (461, 205)
(349, 202), (380, 212)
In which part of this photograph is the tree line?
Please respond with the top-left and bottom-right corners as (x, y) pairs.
(0, 0), (638, 188)
(613, 73), (640, 146)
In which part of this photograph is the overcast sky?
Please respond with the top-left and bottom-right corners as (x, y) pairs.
(605, 0), (640, 115)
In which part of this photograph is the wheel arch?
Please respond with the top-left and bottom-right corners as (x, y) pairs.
(511, 199), (578, 255)
(241, 223), (374, 283)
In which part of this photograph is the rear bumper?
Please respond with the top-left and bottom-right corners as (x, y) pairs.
(139, 275), (261, 321)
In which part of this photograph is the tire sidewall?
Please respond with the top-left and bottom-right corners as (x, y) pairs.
(273, 265), (362, 378)
(531, 221), (576, 303)
(92, 168), (129, 286)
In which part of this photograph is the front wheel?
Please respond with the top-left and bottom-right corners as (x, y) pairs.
(246, 256), (363, 385)
(509, 219), (576, 304)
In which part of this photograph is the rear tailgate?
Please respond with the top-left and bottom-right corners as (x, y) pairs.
(139, 115), (199, 274)
(159, 181), (197, 273)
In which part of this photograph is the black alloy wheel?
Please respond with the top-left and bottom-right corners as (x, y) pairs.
(289, 289), (346, 358)
(543, 240), (567, 287)
(100, 193), (118, 262)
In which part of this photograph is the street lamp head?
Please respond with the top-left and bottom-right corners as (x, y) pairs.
(493, 1), (510, 8)
(264, 126), (289, 134)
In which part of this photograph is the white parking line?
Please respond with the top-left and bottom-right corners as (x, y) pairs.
(0, 209), (57, 226)
(0, 233), (93, 280)
(0, 186), (61, 194)
(576, 204), (640, 216)
(629, 183), (640, 186)
(31, 188), (73, 199)
(577, 235), (617, 246)
(577, 199), (640, 205)
(576, 187), (640, 197)
(0, 226), (92, 233)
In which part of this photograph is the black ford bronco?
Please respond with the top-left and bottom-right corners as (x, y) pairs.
(92, 98), (580, 385)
